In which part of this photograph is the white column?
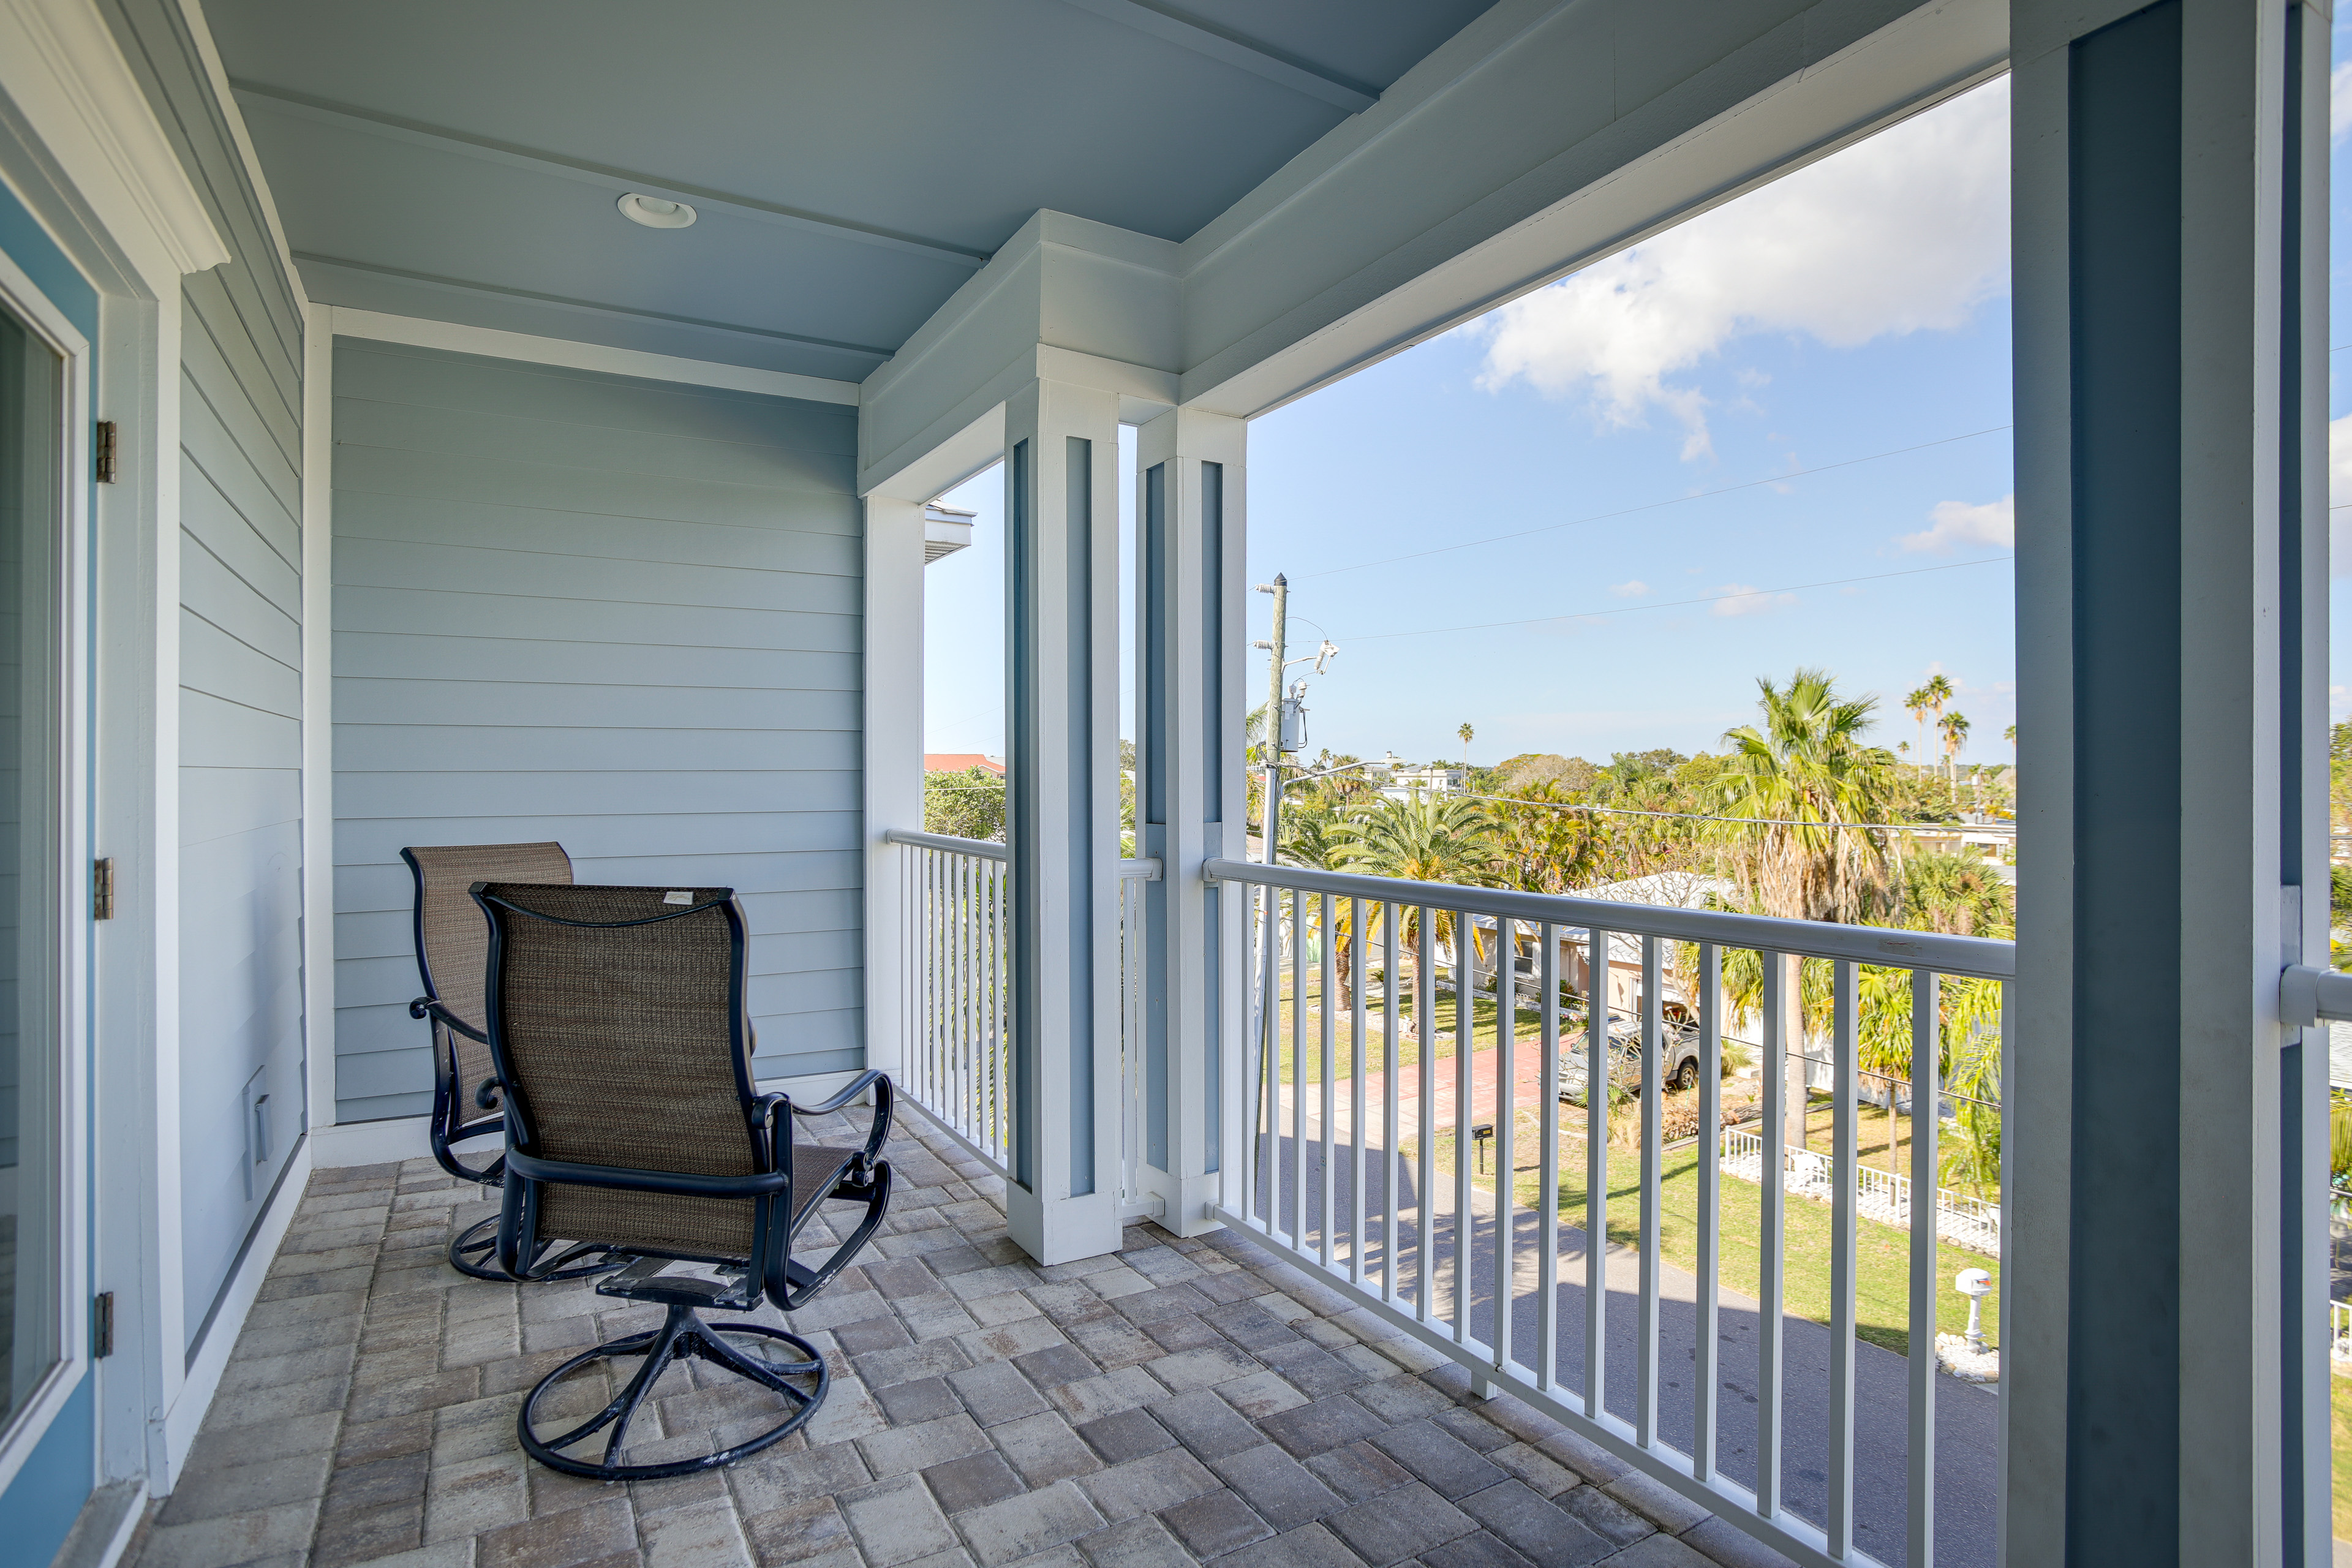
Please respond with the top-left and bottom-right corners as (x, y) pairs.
(2007, 1), (2321, 1562)
(1133, 407), (1246, 1237)
(1002, 379), (1123, 1264)
(863, 494), (925, 1089)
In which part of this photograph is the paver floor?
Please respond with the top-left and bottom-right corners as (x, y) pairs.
(129, 1107), (1797, 1568)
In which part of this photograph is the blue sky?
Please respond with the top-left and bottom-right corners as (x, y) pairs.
(927, 48), (2352, 772)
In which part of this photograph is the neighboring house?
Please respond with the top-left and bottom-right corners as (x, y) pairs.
(1449, 871), (1735, 1018)
(1379, 755), (1467, 800)
(924, 753), (1004, 775)
(1905, 815), (2016, 865)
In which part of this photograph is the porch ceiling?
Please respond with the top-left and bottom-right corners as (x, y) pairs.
(201, 0), (1494, 380)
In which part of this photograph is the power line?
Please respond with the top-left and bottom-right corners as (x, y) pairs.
(1336, 557), (2011, 643)
(1298, 424), (2013, 582)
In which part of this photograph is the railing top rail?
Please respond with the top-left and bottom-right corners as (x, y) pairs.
(1117, 858), (1163, 881)
(1205, 856), (2015, 981)
(884, 827), (1009, 861)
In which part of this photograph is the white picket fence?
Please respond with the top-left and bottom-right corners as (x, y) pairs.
(1719, 1125), (2003, 1257)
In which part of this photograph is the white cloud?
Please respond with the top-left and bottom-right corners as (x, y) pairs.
(1709, 584), (1798, 617)
(1609, 579), (1651, 598)
(1474, 77), (2010, 459)
(1902, 493), (2015, 554)
(2331, 413), (2352, 576)
(2333, 61), (2352, 143)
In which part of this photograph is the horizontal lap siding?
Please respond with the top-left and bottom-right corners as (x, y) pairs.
(331, 342), (863, 1121)
(102, 0), (309, 1354)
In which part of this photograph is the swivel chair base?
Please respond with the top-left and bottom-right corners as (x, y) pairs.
(519, 1301), (827, 1480)
(448, 1210), (620, 1283)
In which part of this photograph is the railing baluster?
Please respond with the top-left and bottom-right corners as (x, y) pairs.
(1829, 959), (1859, 1559)
(1453, 907), (1474, 1348)
(1292, 889), (1308, 1249)
(1693, 941), (1721, 1483)
(1909, 967), (1940, 1568)
(1637, 934), (1661, 1449)
(1585, 924), (1608, 1422)
(1417, 909), (1436, 1329)
(1321, 891), (1338, 1271)
(1351, 895), (1368, 1287)
(1537, 921), (1559, 1393)
(1493, 917), (1516, 1380)
(1758, 950), (1785, 1520)
(1384, 904), (1401, 1308)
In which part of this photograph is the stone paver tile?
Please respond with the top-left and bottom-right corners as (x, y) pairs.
(898, 1297), (982, 1342)
(1485, 1441), (1579, 1499)
(878, 1375), (965, 1426)
(1675, 1515), (1803, 1568)
(1076, 1408), (1173, 1464)
(1351, 1375), (1457, 1426)
(859, 1340), (975, 1390)
(955, 1479), (1108, 1568)
(1213, 1370), (1308, 1422)
(799, 1379), (889, 1446)
(1371, 1420), (1507, 1499)
(137, 1500), (321, 1568)
(1076, 1447), (1219, 1522)
(1431, 1408), (1514, 1455)
(835, 1314), (916, 1355)
(1459, 1479), (1615, 1566)
(924, 1449), (1028, 1514)
(1257, 1394), (1387, 1458)
(1150, 1389), (1261, 1463)
(1141, 1344), (1256, 1395)
(638, 1497), (753, 1568)
(1323, 1482), (1480, 1566)
(1082, 1266), (1155, 1302)
(1305, 1438), (1415, 1504)
(739, 1498), (856, 1566)
(1137, 1316), (1224, 1355)
(1046, 1366), (1164, 1425)
(1272, 1346), (1373, 1399)
(725, 1441), (873, 1518)
(1416, 1530), (1538, 1568)
(1554, 1483), (1656, 1548)
(990, 1411), (1102, 1487)
(960, 1316), (1067, 1365)
(1012, 1343), (1097, 1390)
(867, 1257), (946, 1299)
(157, 1449), (331, 1524)
(198, 1372), (353, 1431)
(842, 1473), (960, 1566)
(312, 1498), (425, 1567)
(337, 1412), (435, 1469)
(1536, 1428), (1631, 1486)
(1209, 1442), (1343, 1532)
(1214, 1521), (1365, 1568)
(1598, 1534), (1718, 1568)
(944, 1264), (1042, 1302)
(859, 1411), (991, 1477)
(1158, 1487), (1274, 1558)
(966, 1292), (1046, 1330)
(948, 1360), (1049, 1427)
(1602, 1472), (1713, 1534)
(1065, 1317), (1161, 1370)
(1074, 1513), (1195, 1568)
(424, 1452), (530, 1542)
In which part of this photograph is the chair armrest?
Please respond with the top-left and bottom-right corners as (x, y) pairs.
(408, 996), (488, 1043)
(782, 1069), (886, 1117)
(761, 1072), (892, 1175)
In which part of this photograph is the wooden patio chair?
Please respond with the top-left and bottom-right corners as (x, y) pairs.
(473, 879), (893, 1479)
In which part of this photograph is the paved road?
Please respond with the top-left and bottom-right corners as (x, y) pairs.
(1246, 1129), (1999, 1568)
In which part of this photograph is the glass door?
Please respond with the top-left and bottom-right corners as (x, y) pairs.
(0, 295), (62, 1431)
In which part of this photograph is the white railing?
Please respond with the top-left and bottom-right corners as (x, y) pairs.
(1205, 856), (2011, 1568)
(1719, 1126), (2002, 1257)
(889, 829), (1012, 1175)
(886, 829), (1161, 1205)
(2332, 1300), (2351, 1363)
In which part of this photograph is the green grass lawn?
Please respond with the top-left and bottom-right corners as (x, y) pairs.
(1267, 981), (1552, 1082)
(1402, 1119), (2000, 1359)
(2334, 1370), (2352, 1542)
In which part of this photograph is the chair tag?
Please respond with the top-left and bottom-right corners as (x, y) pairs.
(663, 890), (693, 905)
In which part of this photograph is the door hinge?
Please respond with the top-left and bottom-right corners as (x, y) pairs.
(94, 421), (116, 484)
(92, 1291), (113, 1358)
(92, 857), (113, 921)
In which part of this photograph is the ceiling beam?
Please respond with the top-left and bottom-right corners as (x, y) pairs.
(292, 251), (896, 365)
(1055, 0), (1376, 112)
(233, 83), (991, 270)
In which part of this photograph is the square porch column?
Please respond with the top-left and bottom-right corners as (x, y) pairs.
(1003, 379), (1125, 1264)
(1134, 408), (1248, 1237)
(2007, 1), (2328, 1561)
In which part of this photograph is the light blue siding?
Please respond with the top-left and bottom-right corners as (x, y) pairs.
(100, 0), (311, 1355)
(331, 342), (864, 1123)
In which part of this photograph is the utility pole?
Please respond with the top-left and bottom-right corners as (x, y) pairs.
(1258, 574), (1286, 865)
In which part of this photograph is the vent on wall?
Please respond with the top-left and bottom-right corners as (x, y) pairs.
(923, 500), (976, 564)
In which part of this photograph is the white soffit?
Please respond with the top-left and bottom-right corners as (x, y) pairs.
(330, 306), (862, 405)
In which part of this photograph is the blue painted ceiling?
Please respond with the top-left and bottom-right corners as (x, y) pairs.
(204, 0), (1496, 379)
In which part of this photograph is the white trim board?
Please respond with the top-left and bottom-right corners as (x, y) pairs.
(327, 307), (862, 406)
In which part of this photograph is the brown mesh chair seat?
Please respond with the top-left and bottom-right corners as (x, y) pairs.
(475, 880), (894, 1481)
(402, 843), (617, 1281)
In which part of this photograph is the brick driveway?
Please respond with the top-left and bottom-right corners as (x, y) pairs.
(127, 1110), (1790, 1568)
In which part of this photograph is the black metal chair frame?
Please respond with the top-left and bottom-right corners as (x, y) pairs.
(402, 845), (615, 1281)
(475, 882), (894, 1480)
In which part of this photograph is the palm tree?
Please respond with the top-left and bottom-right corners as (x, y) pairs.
(1458, 721), (1474, 762)
(1330, 794), (1499, 1011)
(1713, 668), (1898, 1152)
(1940, 710), (1970, 801)
(1490, 780), (1602, 895)
(1904, 686), (1934, 772)
(1919, 674), (1953, 780)
(2004, 722), (2017, 761)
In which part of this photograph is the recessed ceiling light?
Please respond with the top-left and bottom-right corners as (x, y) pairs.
(617, 193), (696, 229)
